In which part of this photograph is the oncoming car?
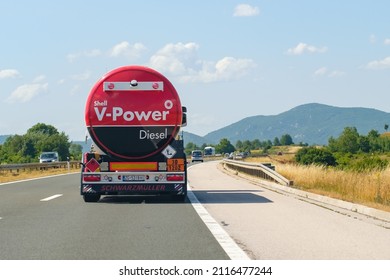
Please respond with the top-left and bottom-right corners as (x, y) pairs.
(39, 152), (59, 163)
(191, 150), (203, 162)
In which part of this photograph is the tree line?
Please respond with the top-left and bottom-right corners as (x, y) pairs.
(0, 123), (82, 164)
(295, 127), (390, 171)
(185, 133), (296, 155)
(185, 126), (390, 172)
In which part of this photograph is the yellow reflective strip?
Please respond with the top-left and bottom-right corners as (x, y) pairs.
(110, 162), (157, 171)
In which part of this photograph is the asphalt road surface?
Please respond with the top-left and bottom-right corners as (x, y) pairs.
(0, 173), (228, 260)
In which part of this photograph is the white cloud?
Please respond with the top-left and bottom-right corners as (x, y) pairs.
(68, 43), (145, 62)
(7, 83), (48, 103)
(233, 4), (260, 17)
(70, 85), (81, 96)
(149, 42), (199, 75)
(109, 41), (146, 59)
(328, 70), (345, 78)
(149, 42), (256, 83)
(366, 56), (390, 70)
(369, 34), (377, 44)
(71, 71), (91, 81)
(0, 69), (20, 79)
(67, 49), (102, 62)
(85, 49), (102, 57)
(384, 39), (390, 45)
(33, 75), (46, 83)
(287, 42), (328, 55)
(314, 67), (328, 76)
(189, 57), (256, 83)
(67, 53), (78, 63)
(313, 67), (345, 78)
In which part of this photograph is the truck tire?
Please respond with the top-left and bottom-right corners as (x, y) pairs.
(172, 194), (186, 202)
(83, 194), (101, 203)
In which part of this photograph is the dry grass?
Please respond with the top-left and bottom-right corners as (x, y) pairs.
(275, 163), (390, 212)
(246, 155), (390, 212)
(0, 167), (80, 184)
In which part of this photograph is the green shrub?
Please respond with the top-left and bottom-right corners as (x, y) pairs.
(295, 147), (337, 166)
(348, 156), (388, 172)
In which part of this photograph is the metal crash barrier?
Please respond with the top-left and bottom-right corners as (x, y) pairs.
(221, 159), (293, 187)
(0, 161), (81, 174)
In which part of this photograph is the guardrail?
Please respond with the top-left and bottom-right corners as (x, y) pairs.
(221, 159), (293, 186)
(0, 161), (81, 173)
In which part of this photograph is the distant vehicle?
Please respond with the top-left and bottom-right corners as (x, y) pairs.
(204, 146), (215, 156)
(39, 152), (59, 163)
(191, 150), (203, 162)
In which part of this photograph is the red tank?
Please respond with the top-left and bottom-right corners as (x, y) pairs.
(85, 66), (183, 160)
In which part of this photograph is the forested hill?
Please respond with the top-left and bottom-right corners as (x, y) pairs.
(0, 135), (10, 145)
(203, 103), (390, 145)
(2, 103), (389, 147)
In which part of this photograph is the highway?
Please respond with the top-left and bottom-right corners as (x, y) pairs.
(0, 173), (228, 260)
(0, 161), (389, 260)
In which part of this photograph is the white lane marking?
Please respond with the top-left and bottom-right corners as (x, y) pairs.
(187, 184), (250, 260)
(40, 194), (63, 202)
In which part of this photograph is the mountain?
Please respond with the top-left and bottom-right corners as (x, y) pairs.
(182, 131), (211, 147)
(204, 103), (390, 145)
(0, 135), (10, 145)
(3, 103), (389, 147)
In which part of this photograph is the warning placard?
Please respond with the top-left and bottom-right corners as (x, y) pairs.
(167, 159), (185, 171)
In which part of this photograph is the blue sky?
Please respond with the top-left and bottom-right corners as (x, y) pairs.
(1, 0), (389, 141)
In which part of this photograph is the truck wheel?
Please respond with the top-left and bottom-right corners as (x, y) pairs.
(172, 194), (186, 202)
(83, 194), (101, 203)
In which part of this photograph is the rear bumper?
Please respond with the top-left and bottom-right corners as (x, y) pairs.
(81, 182), (187, 196)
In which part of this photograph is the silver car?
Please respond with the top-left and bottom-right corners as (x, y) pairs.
(39, 152), (59, 163)
(191, 150), (203, 162)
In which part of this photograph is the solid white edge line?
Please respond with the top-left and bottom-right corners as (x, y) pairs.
(187, 183), (250, 260)
(40, 194), (63, 202)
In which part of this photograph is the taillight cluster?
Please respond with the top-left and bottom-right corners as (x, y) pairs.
(166, 174), (185, 181)
(83, 174), (101, 182)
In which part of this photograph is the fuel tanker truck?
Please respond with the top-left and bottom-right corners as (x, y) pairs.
(81, 65), (187, 202)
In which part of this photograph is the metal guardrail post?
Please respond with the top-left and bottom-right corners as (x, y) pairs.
(0, 161), (81, 173)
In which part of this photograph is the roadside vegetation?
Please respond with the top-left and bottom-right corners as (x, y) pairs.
(0, 123), (83, 163)
(0, 167), (79, 184)
(275, 163), (390, 212)
(0, 123), (83, 183)
(187, 127), (390, 212)
(258, 128), (390, 211)
(2, 123), (390, 211)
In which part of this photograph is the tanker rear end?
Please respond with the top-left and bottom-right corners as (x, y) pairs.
(81, 66), (187, 202)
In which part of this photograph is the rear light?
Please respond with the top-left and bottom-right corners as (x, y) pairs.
(167, 174), (185, 181)
(83, 174), (101, 182)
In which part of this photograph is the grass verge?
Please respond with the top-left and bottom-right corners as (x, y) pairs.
(246, 156), (390, 212)
(0, 167), (79, 184)
(276, 163), (390, 212)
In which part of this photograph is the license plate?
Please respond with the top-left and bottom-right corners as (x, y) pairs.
(122, 175), (146, 182)
(167, 159), (185, 171)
